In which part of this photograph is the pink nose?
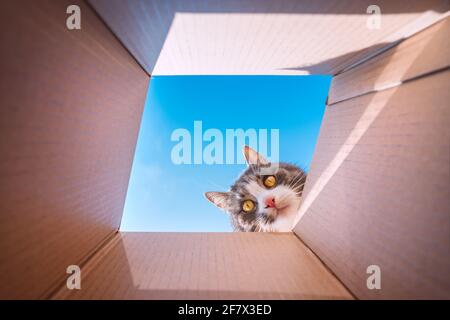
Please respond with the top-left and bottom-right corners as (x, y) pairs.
(265, 197), (276, 208)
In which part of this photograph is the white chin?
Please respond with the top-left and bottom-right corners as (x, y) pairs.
(270, 209), (297, 232)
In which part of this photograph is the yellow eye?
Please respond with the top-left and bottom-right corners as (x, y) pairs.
(242, 200), (255, 213)
(263, 175), (277, 188)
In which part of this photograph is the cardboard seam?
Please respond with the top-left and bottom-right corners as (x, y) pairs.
(334, 12), (450, 76)
(328, 65), (450, 107)
(291, 232), (358, 299)
(45, 230), (120, 300)
(85, 0), (151, 77)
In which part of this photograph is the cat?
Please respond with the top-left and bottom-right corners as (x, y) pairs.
(205, 146), (306, 232)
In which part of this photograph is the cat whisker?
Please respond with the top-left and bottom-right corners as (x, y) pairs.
(287, 171), (306, 189)
(292, 180), (306, 189)
(291, 177), (306, 191)
(286, 175), (300, 189)
(293, 182), (306, 192)
(277, 193), (291, 204)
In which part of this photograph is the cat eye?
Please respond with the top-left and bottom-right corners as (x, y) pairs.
(242, 200), (255, 213)
(263, 175), (277, 188)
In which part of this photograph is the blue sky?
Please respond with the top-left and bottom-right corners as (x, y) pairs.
(120, 76), (331, 232)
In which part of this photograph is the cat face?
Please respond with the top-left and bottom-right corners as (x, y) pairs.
(205, 146), (306, 232)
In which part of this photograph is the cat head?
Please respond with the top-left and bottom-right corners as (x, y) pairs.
(205, 146), (306, 232)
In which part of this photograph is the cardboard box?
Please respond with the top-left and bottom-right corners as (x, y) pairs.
(0, 0), (449, 299)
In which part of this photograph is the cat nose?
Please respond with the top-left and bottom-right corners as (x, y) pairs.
(264, 196), (275, 208)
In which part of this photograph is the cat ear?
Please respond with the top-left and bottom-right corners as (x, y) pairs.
(204, 192), (229, 211)
(243, 145), (269, 166)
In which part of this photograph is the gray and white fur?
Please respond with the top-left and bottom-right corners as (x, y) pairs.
(205, 146), (306, 232)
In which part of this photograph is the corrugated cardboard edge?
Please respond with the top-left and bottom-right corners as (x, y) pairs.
(51, 231), (121, 300)
(293, 13), (450, 298)
(53, 232), (355, 300)
(329, 16), (450, 104)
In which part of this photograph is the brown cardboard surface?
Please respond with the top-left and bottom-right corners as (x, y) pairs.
(55, 232), (353, 300)
(294, 70), (450, 299)
(329, 17), (450, 104)
(1, 0), (448, 301)
(88, 0), (448, 75)
(0, 0), (149, 299)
